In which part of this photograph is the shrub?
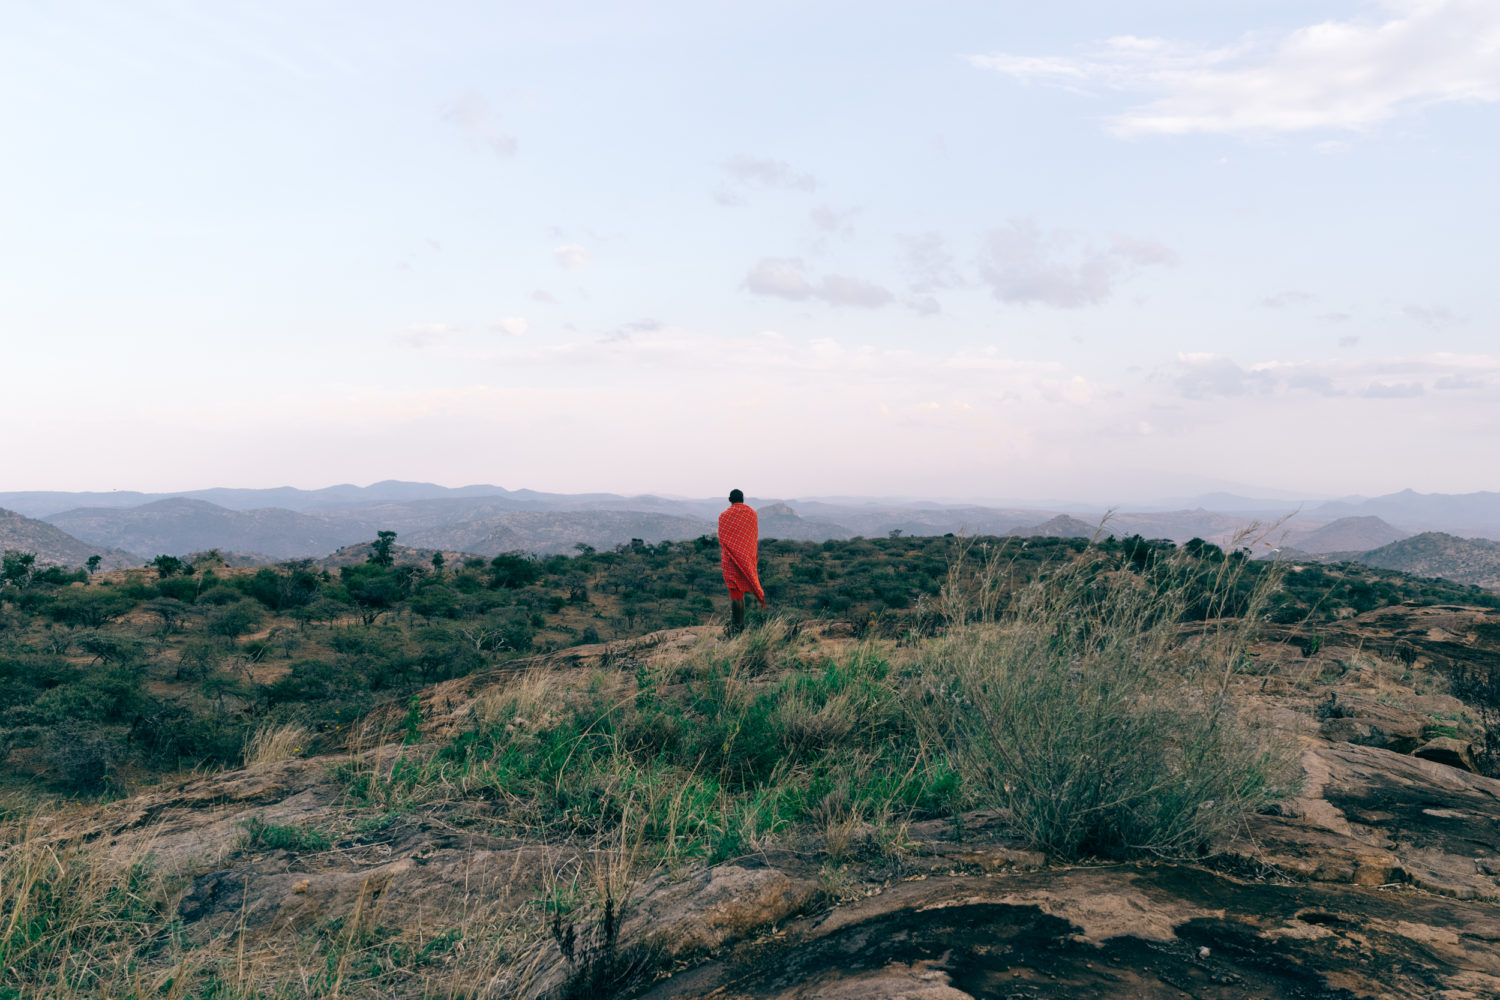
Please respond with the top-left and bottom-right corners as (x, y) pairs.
(917, 548), (1298, 860)
(45, 590), (135, 629)
(489, 553), (540, 589)
(31, 665), (145, 724)
(38, 723), (125, 790)
(204, 599), (264, 641)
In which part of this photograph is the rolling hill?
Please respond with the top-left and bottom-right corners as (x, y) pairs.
(44, 498), (372, 561)
(1293, 516), (1409, 554)
(0, 508), (140, 569)
(1352, 532), (1500, 590)
(1011, 514), (1102, 538)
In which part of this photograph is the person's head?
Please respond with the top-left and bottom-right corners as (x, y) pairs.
(728, 489), (744, 504)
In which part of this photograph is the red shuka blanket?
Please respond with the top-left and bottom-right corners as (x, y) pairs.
(718, 503), (765, 606)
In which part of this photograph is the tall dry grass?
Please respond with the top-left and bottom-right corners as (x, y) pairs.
(242, 720), (314, 766)
(918, 534), (1300, 859)
(0, 814), (173, 998)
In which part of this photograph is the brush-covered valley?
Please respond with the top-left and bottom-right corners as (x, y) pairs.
(5, 531), (1500, 999)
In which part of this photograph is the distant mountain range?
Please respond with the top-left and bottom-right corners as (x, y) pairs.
(0, 482), (1493, 590)
(406, 510), (716, 557)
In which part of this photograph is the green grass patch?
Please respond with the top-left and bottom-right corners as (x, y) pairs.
(354, 628), (960, 863)
(240, 816), (333, 854)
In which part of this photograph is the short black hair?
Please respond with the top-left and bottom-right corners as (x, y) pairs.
(728, 489), (744, 504)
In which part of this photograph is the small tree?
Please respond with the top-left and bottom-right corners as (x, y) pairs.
(2, 550), (36, 588)
(85, 555), (102, 576)
(143, 597), (192, 636)
(151, 554), (185, 578)
(370, 530), (397, 568)
(205, 599), (264, 644)
(431, 550), (445, 575)
(489, 553), (540, 589)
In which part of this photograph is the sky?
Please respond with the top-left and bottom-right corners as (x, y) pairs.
(2, 0), (1497, 503)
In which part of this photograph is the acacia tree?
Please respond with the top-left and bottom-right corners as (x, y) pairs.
(143, 597), (192, 637)
(370, 530), (397, 567)
(2, 551), (35, 588)
(151, 554), (185, 578)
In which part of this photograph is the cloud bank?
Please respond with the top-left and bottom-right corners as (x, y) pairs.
(971, 0), (1500, 136)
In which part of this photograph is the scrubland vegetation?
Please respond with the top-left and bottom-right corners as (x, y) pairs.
(2, 531), (1491, 797)
(1, 530), (1497, 997)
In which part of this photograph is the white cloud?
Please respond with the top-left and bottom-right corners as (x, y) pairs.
(442, 92), (518, 156)
(744, 258), (815, 300)
(1173, 354), (1274, 399)
(1173, 351), (1500, 399)
(970, 1), (1500, 136)
(1260, 290), (1315, 308)
(1403, 303), (1459, 328)
(817, 274), (894, 308)
(899, 231), (965, 294)
(492, 317), (528, 337)
(554, 244), (590, 270)
(1363, 381), (1425, 398)
(742, 258), (893, 308)
(978, 219), (1176, 308)
(809, 205), (858, 237)
(396, 323), (458, 349)
(721, 154), (817, 192)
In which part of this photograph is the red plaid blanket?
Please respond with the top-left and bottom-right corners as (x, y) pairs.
(718, 503), (765, 606)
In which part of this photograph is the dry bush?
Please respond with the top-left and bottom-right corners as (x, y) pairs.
(242, 720), (313, 765)
(472, 669), (561, 732)
(725, 616), (792, 675)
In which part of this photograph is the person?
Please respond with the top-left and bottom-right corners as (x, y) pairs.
(717, 489), (765, 636)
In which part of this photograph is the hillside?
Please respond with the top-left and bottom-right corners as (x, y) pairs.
(1294, 514), (1409, 553)
(1355, 531), (1500, 589)
(45, 498), (373, 560)
(754, 502), (852, 541)
(1011, 514), (1101, 538)
(6, 572), (1500, 998)
(0, 507), (139, 569)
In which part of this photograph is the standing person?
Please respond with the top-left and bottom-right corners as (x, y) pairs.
(718, 489), (765, 636)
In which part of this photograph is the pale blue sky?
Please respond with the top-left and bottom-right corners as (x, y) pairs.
(3, 0), (1496, 500)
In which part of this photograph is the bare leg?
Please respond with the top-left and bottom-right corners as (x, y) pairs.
(729, 595), (745, 637)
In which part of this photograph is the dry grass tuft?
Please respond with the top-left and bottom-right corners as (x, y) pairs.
(242, 721), (313, 765)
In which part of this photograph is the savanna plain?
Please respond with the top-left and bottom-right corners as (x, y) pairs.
(4, 530), (1500, 999)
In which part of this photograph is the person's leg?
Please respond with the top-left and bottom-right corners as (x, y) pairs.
(730, 595), (745, 636)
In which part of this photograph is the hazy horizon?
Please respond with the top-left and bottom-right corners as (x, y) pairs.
(4, 2), (1496, 499)
(0, 474), (1476, 511)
